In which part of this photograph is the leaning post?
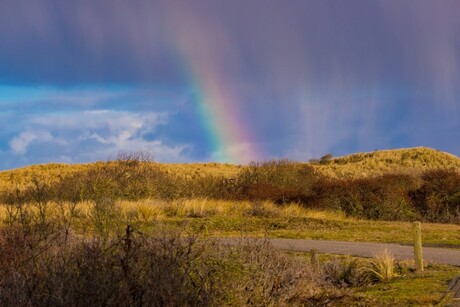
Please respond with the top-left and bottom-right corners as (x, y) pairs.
(413, 221), (424, 272)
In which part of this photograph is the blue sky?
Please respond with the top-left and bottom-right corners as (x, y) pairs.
(0, 0), (459, 170)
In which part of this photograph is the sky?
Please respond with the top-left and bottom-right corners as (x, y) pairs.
(0, 0), (459, 170)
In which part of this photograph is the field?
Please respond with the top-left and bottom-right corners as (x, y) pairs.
(0, 147), (459, 305)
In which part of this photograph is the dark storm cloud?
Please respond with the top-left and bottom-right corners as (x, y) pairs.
(0, 0), (459, 169)
(0, 0), (183, 84)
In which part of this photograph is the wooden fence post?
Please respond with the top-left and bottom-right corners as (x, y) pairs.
(413, 221), (424, 272)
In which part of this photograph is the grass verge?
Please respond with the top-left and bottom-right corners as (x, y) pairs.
(160, 216), (460, 247)
(356, 263), (459, 305)
(2, 199), (459, 247)
(292, 252), (460, 306)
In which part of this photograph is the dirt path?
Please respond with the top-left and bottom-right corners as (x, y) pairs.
(220, 238), (460, 266)
(267, 238), (460, 266)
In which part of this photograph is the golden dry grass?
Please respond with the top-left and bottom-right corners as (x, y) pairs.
(1, 147), (458, 190)
(89, 199), (321, 219)
(0, 161), (242, 192)
(158, 162), (242, 178)
(367, 248), (398, 281)
(312, 147), (460, 178)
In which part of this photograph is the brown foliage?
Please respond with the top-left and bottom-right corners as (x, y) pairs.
(313, 174), (419, 221)
(410, 169), (460, 222)
(234, 160), (319, 204)
(0, 222), (353, 306)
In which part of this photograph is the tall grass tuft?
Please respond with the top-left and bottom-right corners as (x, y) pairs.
(367, 248), (398, 282)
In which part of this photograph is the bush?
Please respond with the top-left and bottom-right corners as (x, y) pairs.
(0, 223), (358, 306)
(410, 169), (460, 223)
(316, 174), (419, 221)
(319, 153), (334, 165)
(234, 160), (319, 204)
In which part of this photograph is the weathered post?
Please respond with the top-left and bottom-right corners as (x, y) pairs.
(413, 221), (424, 271)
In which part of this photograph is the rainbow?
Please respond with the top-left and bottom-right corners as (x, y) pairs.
(188, 68), (258, 164)
(173, 18), (258, 164)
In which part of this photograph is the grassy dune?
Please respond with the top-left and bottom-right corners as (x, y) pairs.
(1, 146), (458, 190)
(0, 147), (459, 238)
(0, 161), (242, 192)
(312, 147), (460, 178)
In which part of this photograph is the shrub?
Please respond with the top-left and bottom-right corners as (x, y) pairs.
(0, 224), (358, 306)
(234, 160), (319, 204)
(319, 153), (334, 165)
(410, 169), (460, 223)
(317, 174), (419, 221)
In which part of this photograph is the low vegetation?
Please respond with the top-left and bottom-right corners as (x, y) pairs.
(0, 147), (458, 305)
(0, 204), (456, 306)
(2, 148), (458, 223)
(300, 252), (459, 305)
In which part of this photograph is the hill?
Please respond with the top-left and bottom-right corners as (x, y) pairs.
(0, 147), (458, 191)
(0, 161), (244, 192)
(312, 147), (460, 178)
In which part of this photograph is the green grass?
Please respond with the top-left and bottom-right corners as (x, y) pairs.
(157, 216), (460, 247)
(110, 199), (460, 247)
(357, 264), (459, 305)
(1, 198), (459, 246)
(290, 252), (460, 306)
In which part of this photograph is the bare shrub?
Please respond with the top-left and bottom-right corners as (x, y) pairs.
(0, 221), (362, 306)
(221, 238), (347, 305)
(43, 151), (172, 203)
(87, 198), (122, 240)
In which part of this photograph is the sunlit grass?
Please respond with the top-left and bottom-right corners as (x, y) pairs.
(293, 251), (460, 305)
(314, 147), (460, 178)
(0, 147), (458, 305)
(358, 263), (459, 305)
(367, 248), (398, 282)
(2, 199), (459, 246)
(1, 147), (458, 194)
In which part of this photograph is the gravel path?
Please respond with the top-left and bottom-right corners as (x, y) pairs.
(267, 238), (460, 266)
(220, 238), (460, 266)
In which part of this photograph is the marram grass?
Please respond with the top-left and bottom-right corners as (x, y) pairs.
(1, 147), (459, 193)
